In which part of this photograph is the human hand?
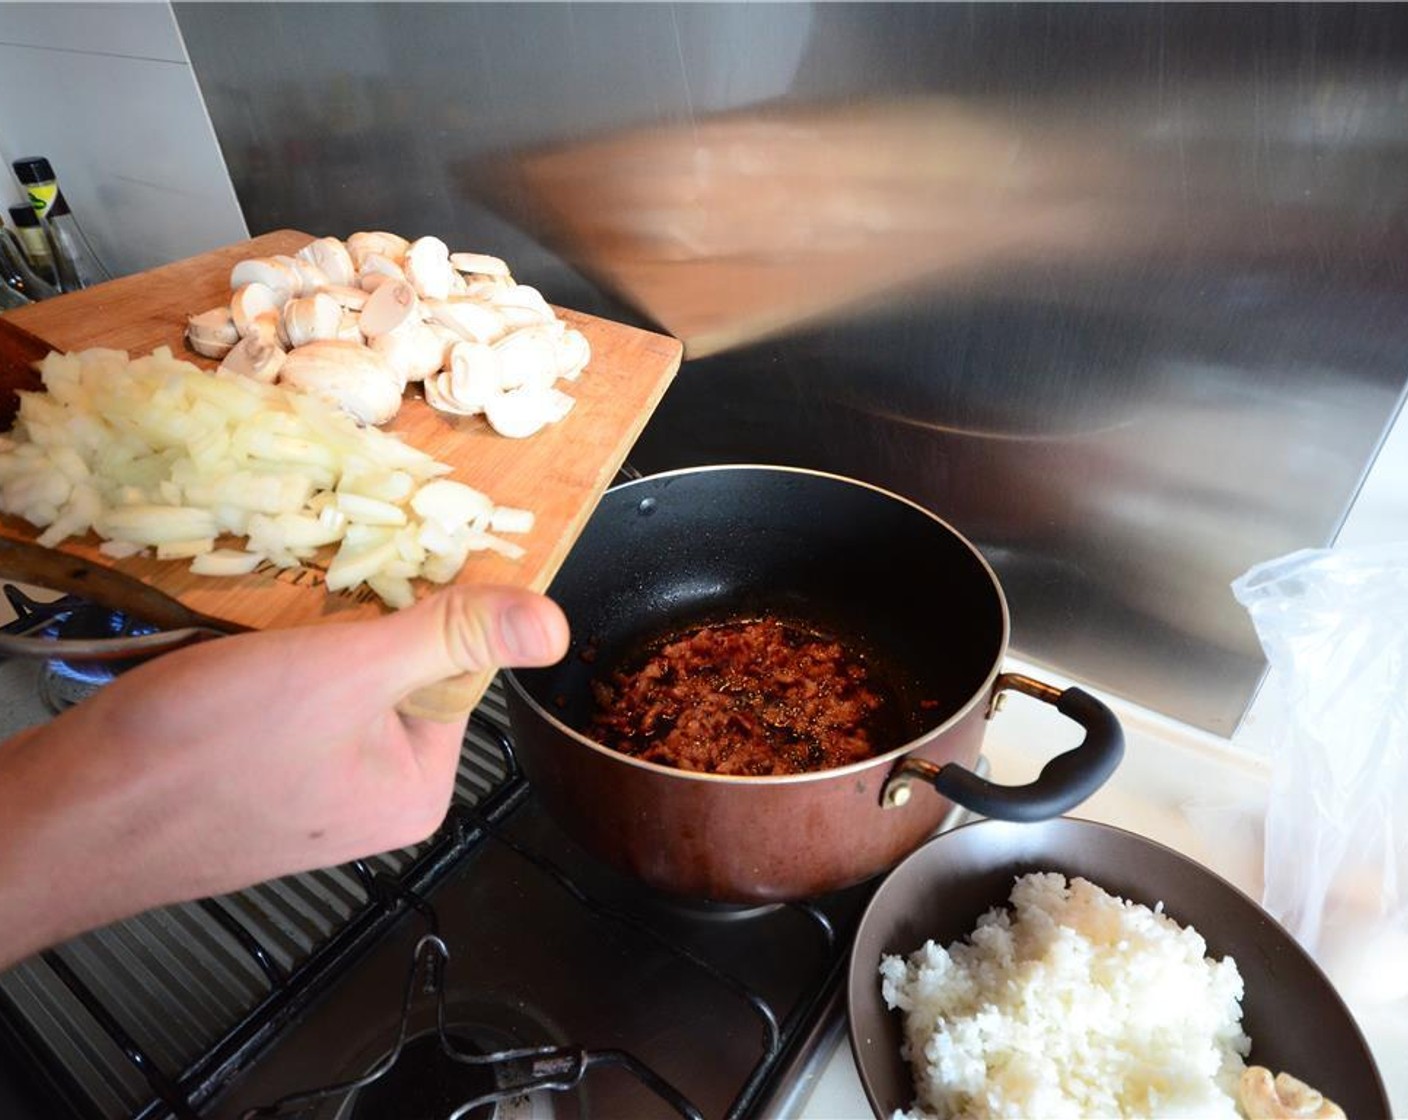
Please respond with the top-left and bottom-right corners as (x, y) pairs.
(0, 584), (568, 968)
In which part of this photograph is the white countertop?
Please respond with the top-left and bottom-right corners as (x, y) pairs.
(796, 655), (1408, 1120)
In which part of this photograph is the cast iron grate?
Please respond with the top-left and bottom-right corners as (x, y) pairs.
(0, 688), (520, 1120)
(0, 679), (870, 1120)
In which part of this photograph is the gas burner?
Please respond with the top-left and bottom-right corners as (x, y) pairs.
(341, 1031), (496, 1120)
(0, 583), (206, 713)
(337, 1029), (529, 1120)
(39, 657), (118, 712)
(242, 931), (704, 1120)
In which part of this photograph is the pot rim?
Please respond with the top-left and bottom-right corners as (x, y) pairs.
(505, 463), (1012, 786)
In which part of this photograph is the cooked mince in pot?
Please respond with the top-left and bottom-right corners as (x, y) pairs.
(586, 617), (903, 776)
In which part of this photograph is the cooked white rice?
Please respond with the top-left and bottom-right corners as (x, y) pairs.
(879, 872), (1251, 1119)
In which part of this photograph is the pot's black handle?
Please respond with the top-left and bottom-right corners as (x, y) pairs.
(881, 673), (1124, 822)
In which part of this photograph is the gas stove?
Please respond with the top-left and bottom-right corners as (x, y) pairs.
(0, 593), (975, 1120)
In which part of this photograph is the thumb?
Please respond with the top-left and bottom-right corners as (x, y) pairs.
(374, 584), (570, 705)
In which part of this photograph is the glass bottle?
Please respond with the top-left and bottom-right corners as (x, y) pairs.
(0, 272), (31, 311)
(12, 156), (112, 291)
(0, 221), (59, 300)
(6, 205), (57, 287)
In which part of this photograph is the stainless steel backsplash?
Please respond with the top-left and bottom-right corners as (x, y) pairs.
(175, 2), (1408, 734)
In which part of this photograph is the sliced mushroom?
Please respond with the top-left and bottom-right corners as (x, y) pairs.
(347, 230), (410, 269)
(493, 323), (564, 391)
(463, 278), (511, 300)
(186, 306), (240, 358)
(404, 236), (455, 301)
(282, 292), (344, 348)
(449, 251), (512, 279)
(358, 252), (407, 290)
(217, 335), (286, 384)
(187, 334), (235, 360)
(336, 311), (365, 344)
(424, 322), (463, 368)
(230, 257), (297, 302)
(286, 256), (330, 297)
(422, 372), (479, 417)
(369, 323), (445, 384)
(483, 385), (575, 439)
(320, 284), (369, 311)
(555, 328), (591, 381)
(278, 340), (405, 426)
(1238, 1068), (1346, 1120)
(360, 280), (420, 338)
(297, 236), (357, 287)
(230, 282), (286, 337)
(490, 283), (554, 321)
(448, 341), (502, 411)
(422, 297), (508, 345)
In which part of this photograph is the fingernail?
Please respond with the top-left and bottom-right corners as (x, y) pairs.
(501, 603), (551, 662)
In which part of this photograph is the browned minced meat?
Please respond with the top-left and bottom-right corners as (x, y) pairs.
(587, 618), (891, 776)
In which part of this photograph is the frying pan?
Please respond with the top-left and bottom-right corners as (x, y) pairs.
(847, 817), (1390, 1118)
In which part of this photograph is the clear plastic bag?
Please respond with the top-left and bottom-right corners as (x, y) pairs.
(1232, 543), (1408, 1006)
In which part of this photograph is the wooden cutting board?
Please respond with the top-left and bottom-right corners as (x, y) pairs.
(0, 229), (682, 638)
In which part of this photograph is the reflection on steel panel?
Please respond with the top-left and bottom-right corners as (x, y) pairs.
(175, 3), (1408, 734)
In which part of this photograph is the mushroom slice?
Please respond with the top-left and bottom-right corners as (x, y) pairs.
(404, 236), (455, 301)
(369, 324), (445, 384)
(187, 334), (235, 360)
(358, 252), (407, 290)
(493, 323), (564, 391)
(320, 284), (369, 311)
(483, 385), (575, 439)
(336, 311), (365, 344)
(360, 273), (397, 293)
(490, 283), (555, 321)
(282, 292), (344, 348)
(287, 256), (330, 297)
(186, 306), (240, 358)
(425, 322), (463, 368)
(1238, 1068), (1345, 1120)
(468, 281), (514, 303)
(217, 335), (287, 384)
(347, 230), (410, 268)
(449, 251), (512, 279)
(230, 257), (297, 302)
(423, 297), (507, 345)
(447, 341), (502, 411)
(279, 340), (404, 426)
(297, 236), (357, 287)
(555, 328), (591, 382)
(422, 372), (480, 417)
(230, 282), (285, 337)
(270, 254), (317, 296)
(360, 280), (421, 338)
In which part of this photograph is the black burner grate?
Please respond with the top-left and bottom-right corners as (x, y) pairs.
(0, 676), (924, 1120)
(0, 686), (525, 1120)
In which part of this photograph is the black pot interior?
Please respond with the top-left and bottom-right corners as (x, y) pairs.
(515, 467), (1007, 753)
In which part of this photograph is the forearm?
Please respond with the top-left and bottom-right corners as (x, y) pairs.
(0, 710), (183, 971)
(0, 723), (97, 967)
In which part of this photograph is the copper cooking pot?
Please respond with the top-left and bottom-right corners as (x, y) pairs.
(505, 466), (1123, 903)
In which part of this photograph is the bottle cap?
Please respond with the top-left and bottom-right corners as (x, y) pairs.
(7, 205), (40, 230)
(12, 157), (56, 186)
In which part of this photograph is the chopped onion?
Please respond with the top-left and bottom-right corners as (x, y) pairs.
(0, 347), (534, 608)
